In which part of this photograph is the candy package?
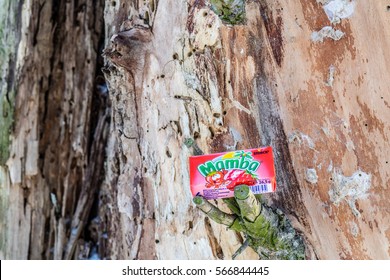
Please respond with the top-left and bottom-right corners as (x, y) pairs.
(189, 147), (277, 200)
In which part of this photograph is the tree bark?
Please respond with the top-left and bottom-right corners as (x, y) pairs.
(1, 0), (389, 260)
(101, 0), (390, 260)
(0, 0), (106, 259)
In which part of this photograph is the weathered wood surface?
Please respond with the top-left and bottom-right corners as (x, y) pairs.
(102, 0), (389, 259)
(1, 0), (389, 260)
(0, 0), (105, 259)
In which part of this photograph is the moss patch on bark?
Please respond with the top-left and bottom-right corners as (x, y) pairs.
(0, 0), (18, 165)
(210, 0), (246, 24)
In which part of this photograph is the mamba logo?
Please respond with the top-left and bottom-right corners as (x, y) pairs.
(197, 151), (260, 177)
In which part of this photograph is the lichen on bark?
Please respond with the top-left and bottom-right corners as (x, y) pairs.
(0, 0), (19, 165)
(194, 185), (306, 259)
(209, 0), (246, 24)
(0, 92), (14, 164)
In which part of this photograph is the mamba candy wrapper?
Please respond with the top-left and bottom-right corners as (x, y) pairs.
(189, 147), (276, 199)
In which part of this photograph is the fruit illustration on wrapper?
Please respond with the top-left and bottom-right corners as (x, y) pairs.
(205, 170), (228, 188)
(225, 169), (257, 191)
(204, 169), (258, 190)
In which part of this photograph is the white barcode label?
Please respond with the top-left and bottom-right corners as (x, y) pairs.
(250, 183), (273, 194)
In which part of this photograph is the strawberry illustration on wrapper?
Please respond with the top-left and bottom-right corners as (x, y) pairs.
(225, 170), (257, 191)
(189, 147), (277, 200)
(205, 170), (228, 189)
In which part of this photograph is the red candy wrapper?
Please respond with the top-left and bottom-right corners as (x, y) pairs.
(189, 147), (276, 199)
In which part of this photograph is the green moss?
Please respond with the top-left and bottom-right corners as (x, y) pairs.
(0, 0), (17, 165)
(222, 197), (241, 215)
(226, 193), (305, 259)
(243, 204), (306, 260)
(0, 92), (14, 165)
(0, 0), (19, 259)
(234, 185), (261, 222)
(210, 0), (246, 25)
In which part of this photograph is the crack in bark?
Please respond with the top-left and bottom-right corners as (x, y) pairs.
(33, 2), (46, 46)
(204, 217), (224, 259)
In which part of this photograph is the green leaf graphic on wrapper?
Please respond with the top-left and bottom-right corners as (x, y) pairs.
(206, 171), (217, 176)
(245, 170), (259, 180)
(234, 150), (253, 160)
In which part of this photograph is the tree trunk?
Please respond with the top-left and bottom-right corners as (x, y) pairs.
(0, 0), (106, 259)
(1, 0), (389, 260)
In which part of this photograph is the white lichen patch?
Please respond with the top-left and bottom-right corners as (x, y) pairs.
(325, 65), (336, 87)
(327, 160), (333, 172)
(228, 126), (242, 146)
(306, 168), (319, 184)
(346, 140), (355, 151)
(322, 126), (331, 136)
(182, 71), (201, 91)
(288, 131), (316, 150)
(350, 221), (360, 237)
(323, 0), (356, 24)
(329, 170), (372, 217)
(191, 8), (222, 51)
(311, 26), (345, 42)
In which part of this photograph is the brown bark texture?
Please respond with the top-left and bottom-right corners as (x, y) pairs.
(0, 0), (106, 259)
(1, 0), (389, 260)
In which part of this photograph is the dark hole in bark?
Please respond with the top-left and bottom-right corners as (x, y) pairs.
(209, 126), (215, 139)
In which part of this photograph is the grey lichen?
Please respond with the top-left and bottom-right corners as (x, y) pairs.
(209, 0), (246, 25)
(311, 26), (344, 42)
(350, 221), (359, 237)
(325, 65), (336, 87)
(322, 0), (356, 24)
(329, 170), (371, 217)
(288, 131), (316, 150)
(305, 168), (318, 184)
